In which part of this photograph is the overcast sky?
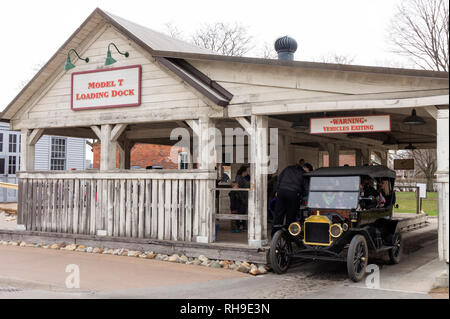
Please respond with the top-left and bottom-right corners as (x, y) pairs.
(0, 0), (410, 111)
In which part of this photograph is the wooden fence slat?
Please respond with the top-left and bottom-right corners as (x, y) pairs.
(107, 179), (114, 236)
(157, 180), (164, 240)
(56, 180), (62, 233)
(73, 179), (80, 234)
(36, 180), (42, 232)
(90, 179), (96, 235)
(144, 179), (151, 238)
(171, 180), (178, 241)
(32, 180), (38, 231)
(151, 179), (158, 238)
(119, 179), (126, 237)
(67, 179), (74, 234)
(52, 179), (57, 232)
(63, 179), (69, 233)
(17, 179), (23, 225)
(114, 179), (120, 237)
(164, 180), (171, 240)
(185, 179), (192, 242)
(138, 179), (145, 238)
(125, 179), (132, 237)
(132, 180), (139, 238)
(178, 179), (185, 241)
(26, 179), (33, 231)
(101, 179), (108, 232)
(192, 179), (199, 239)
(80, 180), (88, 235)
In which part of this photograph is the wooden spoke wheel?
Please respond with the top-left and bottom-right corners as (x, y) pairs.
(270, 230), (293, 274)
(347, 234), (368, 282)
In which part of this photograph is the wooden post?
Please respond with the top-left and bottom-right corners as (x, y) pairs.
(362, 148), (371, 166)
(20, 128), (44, 171)
(324, 143), (339, 167)
(189, 117), (216, 243)
(434, 109), (449, 263)
(248, 115), (269, 247)
(118, 139), (134, 169)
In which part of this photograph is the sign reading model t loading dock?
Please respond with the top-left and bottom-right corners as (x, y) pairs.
(71, 65), (141, 110)
(310, 114), (391, 134)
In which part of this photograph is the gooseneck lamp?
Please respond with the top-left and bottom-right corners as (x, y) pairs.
(105, 43), (129, 66)
(64, 49), (89, 71)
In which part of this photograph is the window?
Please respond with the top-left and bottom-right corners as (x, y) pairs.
(9, 134), (17, 153)
(307, 176), (360, 210)
(178, 152), (189, 169)
(0, 133), (3, 152)
(8, 156), (16, 174)
(50, 137), (66, 171)
(0, 158), (5, 175)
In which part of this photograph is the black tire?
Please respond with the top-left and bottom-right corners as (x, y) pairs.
(347, 234), (369, 282)
(388, 232), (402, 264)
(269, 229), (292, 274)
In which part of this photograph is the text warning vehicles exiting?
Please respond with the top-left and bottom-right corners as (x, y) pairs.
(269, 165), (402, 282)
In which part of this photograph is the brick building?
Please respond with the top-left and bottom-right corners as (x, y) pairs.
(92, 143), (183, 169)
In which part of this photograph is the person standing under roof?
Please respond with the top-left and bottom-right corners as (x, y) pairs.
(271, 161), (306, 236)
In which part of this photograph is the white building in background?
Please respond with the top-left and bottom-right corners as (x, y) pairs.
(0, 121), (86, 202)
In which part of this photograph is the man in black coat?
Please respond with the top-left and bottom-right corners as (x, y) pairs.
(271, 163), (306, 236)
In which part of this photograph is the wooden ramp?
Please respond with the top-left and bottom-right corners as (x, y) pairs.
(394, 213), (429, 232)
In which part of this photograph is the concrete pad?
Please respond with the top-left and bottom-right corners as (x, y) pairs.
(0, 245), (248, 292)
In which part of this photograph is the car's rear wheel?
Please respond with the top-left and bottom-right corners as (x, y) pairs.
(388, 232), (402, 264)
(347, 234), (368, 282)
(270, 229), (292, 274)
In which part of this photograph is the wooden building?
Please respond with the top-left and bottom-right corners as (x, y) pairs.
(1, 8), (448, 262)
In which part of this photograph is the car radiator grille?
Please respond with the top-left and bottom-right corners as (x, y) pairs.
(304, 222), (330, 245)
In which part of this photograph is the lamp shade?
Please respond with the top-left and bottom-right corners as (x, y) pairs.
(104, 50), (117, 66)
(64, 55), (76, 71)
(403, 109), (425, 125)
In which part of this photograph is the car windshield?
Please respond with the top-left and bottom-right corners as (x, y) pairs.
(307, 176), (360, 209)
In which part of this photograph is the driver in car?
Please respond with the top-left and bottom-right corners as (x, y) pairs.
(359, 176), (378, 209)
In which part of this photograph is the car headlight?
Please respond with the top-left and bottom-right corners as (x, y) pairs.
(288, 222), (302, 236)
(330, 223), (343, 238)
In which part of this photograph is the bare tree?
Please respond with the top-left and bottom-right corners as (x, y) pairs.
(191, 22), (253, 56)
(259, 42), (278, 59)
(316, 53), (355, 64)
(163, 22), (184, 40)
(394, 149), (437, 191)
(389, 0), (449, 71)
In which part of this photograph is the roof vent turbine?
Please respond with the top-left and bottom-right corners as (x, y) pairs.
(274, 36), (298, 61)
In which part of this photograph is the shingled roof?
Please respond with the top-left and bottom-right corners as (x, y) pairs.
(2, 7), (448, 120)
(1, 8), (231, 119)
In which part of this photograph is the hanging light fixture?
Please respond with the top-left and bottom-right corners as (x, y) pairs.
(64, 49), (89, 71)
(291, 116), (309, 131)
(105, 43), (129, 66)
(402, 109), (425, 125)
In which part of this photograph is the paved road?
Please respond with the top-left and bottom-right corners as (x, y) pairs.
(0, 218), (446, 299)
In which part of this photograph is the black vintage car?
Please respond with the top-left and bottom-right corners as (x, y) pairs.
(269, 165), (402, 282)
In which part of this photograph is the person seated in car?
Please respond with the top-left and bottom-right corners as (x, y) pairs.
(378, 179), (395, 207)
(360, 176), (378, 209)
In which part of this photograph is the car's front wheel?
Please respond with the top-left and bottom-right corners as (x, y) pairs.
(269, 229), (292, 274)
(347, 234), (369, 282)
